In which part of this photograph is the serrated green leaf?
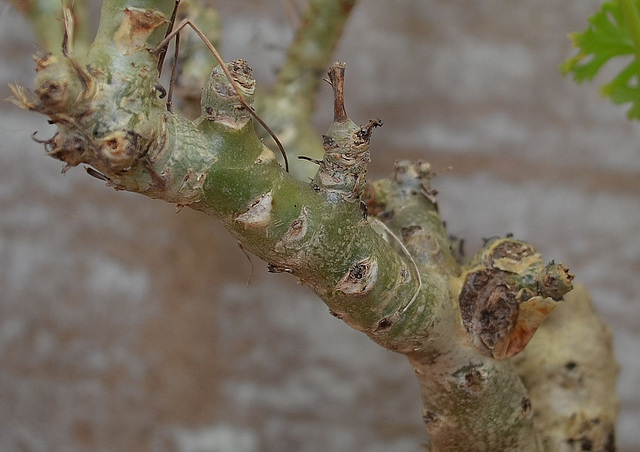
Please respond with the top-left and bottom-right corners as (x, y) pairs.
(600, 59), (640, 118)
(563, 0), (640, 119)
(562, 3), (634, 80)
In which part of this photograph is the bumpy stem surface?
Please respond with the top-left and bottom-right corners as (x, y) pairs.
(10, 2), (618, 451)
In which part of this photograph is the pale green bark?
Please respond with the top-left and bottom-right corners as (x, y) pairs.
(513, 285), (619, 451)
(9, 1), (619, 451)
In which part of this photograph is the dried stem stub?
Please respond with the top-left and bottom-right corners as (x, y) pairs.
(328, 61), (348, 123)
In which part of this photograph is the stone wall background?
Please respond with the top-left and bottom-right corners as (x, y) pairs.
(0, 0), (638, 451)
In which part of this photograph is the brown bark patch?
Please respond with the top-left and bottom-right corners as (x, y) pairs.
(459, 269), (518, 359)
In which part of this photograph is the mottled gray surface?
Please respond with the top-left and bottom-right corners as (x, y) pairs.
(0, 0), (638, 451)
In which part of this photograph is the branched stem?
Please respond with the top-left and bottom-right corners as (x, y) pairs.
(8, 1), (620, 451)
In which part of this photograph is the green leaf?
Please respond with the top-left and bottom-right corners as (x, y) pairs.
(601, 59), (640, 118)
(562, 0), (640, 119)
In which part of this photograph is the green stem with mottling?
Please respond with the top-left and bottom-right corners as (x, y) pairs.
(9, 1), (618, 451)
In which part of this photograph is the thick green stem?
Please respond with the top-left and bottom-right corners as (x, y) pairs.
(9, 1), (618, 451)
(12, 5), (423, 350)
(368, 168), (542, 452)
(89, 0), (174, 62)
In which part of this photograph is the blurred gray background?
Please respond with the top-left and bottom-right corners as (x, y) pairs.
(0, 0), (638, 451)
